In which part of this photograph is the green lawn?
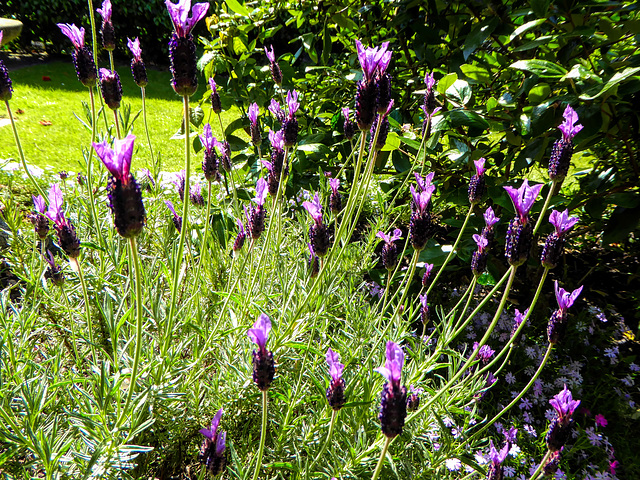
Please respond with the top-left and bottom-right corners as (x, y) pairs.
(0, 60), (239, 174)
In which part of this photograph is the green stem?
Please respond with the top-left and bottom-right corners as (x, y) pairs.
(114, 109), (121, 139)
(71, 257), (96, 363)
(109, 50), (115, 71)
(371, 436), (392, 480)
(5, 100), (45, 198)
(426, 205), (473, 296)
(306, 409), (338, 477)
(86, 87), (106, 249)
(87, 0), (99, 72)
(532, 180), (557, 236)
(141, 87), (156, 165)
(450, 276), (477, 332)
(252, 390), (269, 480)
(163, 95), (191, 356)
(120, 237), (144, 429)
(194, 180), (213, 286)
(529, 450), (552, 480)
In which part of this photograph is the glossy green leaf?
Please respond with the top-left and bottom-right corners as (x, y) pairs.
(579, 67), (640, 100)
(462, 18), (499, 60)
(508, 18), (547, 43)
(446, 79), (472, 105)
(436, 73), (458, 95)
(529, 0), (551, 18)
(225, 0), (250, 17)
(460, 64), (492, 84)
(510, 60), (568, 78)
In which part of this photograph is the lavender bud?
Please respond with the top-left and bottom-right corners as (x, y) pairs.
(355, 80), (377, 131)
(471, 250), (488, 276)
(546, 310), (567, 344)
(73, 47), (98, 87)
(220, 142), (232, 172)
(77, 172), (86, 186)
(101, 21), (115, 51)
(30, 215), (49, 240)
(406, 391), (420, 412)
(233, 225), (246, 252)
(343, 117), (355, 140)
(99, 69), (123, 110)
(168, 32), (197, 96)
(45, 261), (65, 287)
(131, 59), (148, 88)
(545, 416), (573, 452)
(540, 232), (565, 269)
(409, 211), (432, 251)
(379, 382), (407, 438)
(211, 90), (222, 114)
(370, 114), (390, 151)
(270, 62), (283, 86)
(202, 149), (220, 182)
(106, 174), (146, 238)
(548, 139), (573, 182)
(309, 223), (330, 258)
(381, 240), (398, 271)
(468, 174), (486, 205)
(252, 349), (275, 391)
(504, 218), (533, 266)
(247, 206), (266, 240)
(329, 191), (341, 215)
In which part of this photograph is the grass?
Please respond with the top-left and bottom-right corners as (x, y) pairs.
(0, 59), (240, 174)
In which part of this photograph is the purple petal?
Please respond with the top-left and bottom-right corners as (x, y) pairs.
(200, 123), (215, 152)
(268, 128), (284, 150)
(473, 234), (488, 250)
(264, 45), (275, 63)
(329, 177), (340, 193)
(474, 158), (486, 176)
(165, 200), (177, 216)
(33, 195), (46, 214)
(302, 194), (323, 223)
(253, 178), (268, 206)
(483, 207), (499, 228)
(114, 134), (135, 179)
(96, 0), (112, 21)
(419, 293), (428, 308)
(46, 184), (64, 225)
(424, 71), (435, 90)
(57, 23), (85, 49)
(549, 209), (579, 235)
(208, 77), (217, 93)
(248, 103), (259, 125)
(341, 107), (350, 119)
(165, 0), (190, 35)
(558, 105), (583, 142)
(127, 37), (142, 61)
(390, 228), (403, 242)
(377, 341), (404, 384)
(211, 408), (223, 434)
(376, 231), (390, 243)
(326, 348), (344, 382)
(93, 140), (117, 177)
(261, 159), (274, 173)
(215, 431), (226, 456)
(184, 2), (210, 35)
(286, 90), (300, 117)
(247, 313), (271, 350)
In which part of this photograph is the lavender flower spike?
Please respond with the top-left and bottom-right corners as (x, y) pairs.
(326, 348), (346, 410)
(232, 219), (246, 252)
(199, 408), (226, 476)
(377, 228), (402, 271)
(58, 23), (97, 87)
(248, 313), (275, 390)
(549, 209), (579, 235)
(165, 200), (182, 232)
(97, 0), (115, 51)
(541, 210), (579, 268)
(419, 293), (429, 326)
(377, 228), (402, 244)
(57, 23), (85, 48)
(550, 385), (581, 420)
(484, 207), (499, 228)
(248, 102), (261, 145)
(549, 105), (582, 181)
(283, 90), (300, 146)
(253, 177), (268, 207)
(547, 281), (583, 344)
(554, 281), (583, 314)
(559, 105), (583, 143)
(265, 45), (282, 85)
(355, 40), (391, 82)
(0, 32), (13, 102)
(127, 37), (148, 87)
(546, 385), (580, 451)
(503, 179), (544, 224)
(99, 68), (123, 110)
(165, 0), (209, 37)
(303, 194), (323, 225)
(304, 193), (330, 256)
(376, 341), (407, 438)
(486, 439), (509, 480)
(128, 37), (142, 61)
(46, 184), (81, 258)
(30, 195), (49, 240)
(269, 100), (284, 123)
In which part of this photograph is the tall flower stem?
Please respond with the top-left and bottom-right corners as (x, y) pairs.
(5, 100), (45, 198)
(108, 50), (115, 71)
(60, 285), (80, 365)
(70, 257), (97, 363)
(141, 87), (156, 165)
(86, 87), (106, 248)
(371, 436), (392, 480)
(87, 0), (99, 72)
(119, 237), (144, 426)
(426, 206), (473, 296)
(306, 409), (338, 477)
(252, 390), (269, 480)
(450, 276), (477, 333)
(529, 451), (552, 480)
(163, 95), (191, 357)
(114, 110), (121, 139)
(532, 180), (557, 236)
(194, 180), (213, 285)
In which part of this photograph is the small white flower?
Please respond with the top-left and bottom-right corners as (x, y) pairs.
(445, 458), (461, 471)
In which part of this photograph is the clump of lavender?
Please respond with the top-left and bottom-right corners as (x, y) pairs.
(247, 314), (275, 390)
(282, 90), (300, 147)
(127, 37), (148, 87)
(419, 294), (429, 327)
(549, 105), (583, 182)
(232, 219), (245, 253)
(471, 234), (489, 276)
(29, 195), (49, 240)
(173, 169), (186, 201)
(546, 386), (580, 452)
(262, 160), (279, 197)
(190, 183), (205, 207)
(200, 124), (222, 182)
(474, 342), (495, 365)
(421, 72), (441, 137)
(547, 281), (583, 344)
(165, 0), (209, 96)
(468, 158), (487, 205)
(209, 77), (222, 114)
(375, 342), (407, 438)
(44, 251), (65, 287)
(93, 134), (146, 238)
(46, 185), (81, 258)
(303, 194), (330, 257)
(165, 200), (182, 232)
(406, 385), (423, 412)
(329, 177), (341, 215)
(245, 178), (268, 241)
(326, 348), (346, 410)
(0, 32), (13, 101)
(248, 102), (261, 146)
(503, 180), (543, 266)
(342, 107), (355, 140)
(265, 45), (282, 86)
(377, 228), (402, 271)
(57, 24), (97, 87)
(99, 68), (123, 110)
(409, 173), (436, 251)
(198, 408), (226, 477)
(540, 209), (579, 269)
(354, 40), (391, 131)
(96, 0), (115, 51)
(370, 100), (393, 151)
(486, 440), (509, 480)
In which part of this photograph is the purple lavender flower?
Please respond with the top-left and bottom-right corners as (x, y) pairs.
(268, 128), (287, 182)
(421, 263), (434, 287)
(248, 102), (261, 146)
(329, 177), (341, 214)
(486, 439), (510, 480)
(44, 250), (65, 286)
(246, 178), (268, 240)
(93, 134), (145, 238)
(543, 449), (562, 477)
(307, 243), (320, 277)
(549, 105), (583, 182)
(409, 179), (436, 251)
(326, 348), (346, 410)
(99, 68), (122, 110)
(474, 343), (495, 364)
(547, 281), (583, 344)
(377, 227), (402, 271)
(303, 193), (330, 257)
(354, 40), (391, 130)
(342, 107), (355, 140)
(282, 90), (299, 147)
(173, 169), (186, 201)
(423, 71), (437, 115)
(471, 233), (489, 276)
(546, 386), (580, 451)
(468, 157), (487, 205)
(165, 200), (182, 232)
(504, 180), (543, 266)
(541, 209), (579, 268)
(406, 385), (423, 412)
(190, 183), (205, 207)
(29, 195), (49, 240)
(208, 77), (222, 114)
(97, 0), (115, 51)
(165, 0), (209, 96)
(200, 124), (222, 182)
(46, 184), (81, 258)
(247, 313), (275, 390)
(375, 341), (408, 438)
(127, 37), (148, 87)
(198, 408), (226, 476)
(419, 293), (429, 327)
(370, 100), (393, 151)
(269, 99), (285, 123)
(356, 40), (392, 83)
(220, 140), (232, 172)
(58, 24), (97, 87)
(0, 32), (13, 101)
(265, 45), (283, 85)
(233, 219), (245, 252)
(481, 207), (499, 247)
(262, 159), (279, 196)
(510, 308), (528, 345)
